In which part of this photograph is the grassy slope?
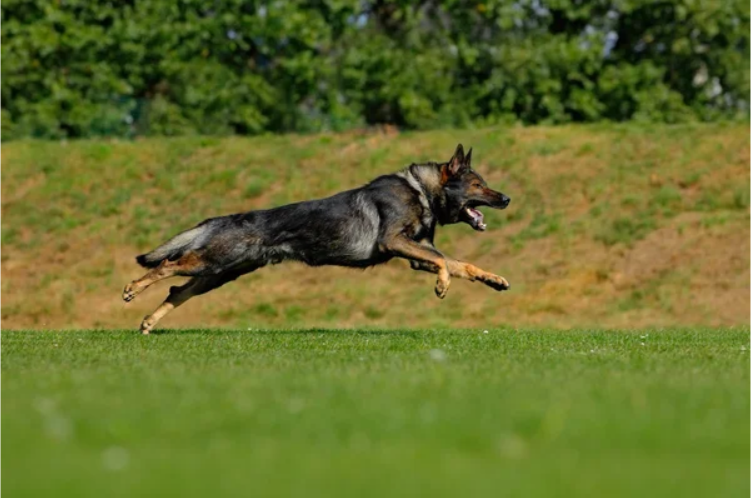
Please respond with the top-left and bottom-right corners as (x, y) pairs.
(2, 123), (749, 330)
(3, 328), (749, 498)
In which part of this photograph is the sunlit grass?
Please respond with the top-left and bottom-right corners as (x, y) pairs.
(2, 123), (748, 330)
(3, 327), (749, 498)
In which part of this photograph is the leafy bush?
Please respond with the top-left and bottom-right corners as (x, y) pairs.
(2, 0), (749, 139)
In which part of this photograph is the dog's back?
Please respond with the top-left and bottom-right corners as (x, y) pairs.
(136, 175), (420, 273)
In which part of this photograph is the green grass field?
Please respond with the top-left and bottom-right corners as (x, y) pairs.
(3, 327), (749, 498)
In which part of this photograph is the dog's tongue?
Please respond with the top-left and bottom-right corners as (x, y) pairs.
(467, 207), (486, 231)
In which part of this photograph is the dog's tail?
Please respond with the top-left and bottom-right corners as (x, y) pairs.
(135, 225), (210, 268)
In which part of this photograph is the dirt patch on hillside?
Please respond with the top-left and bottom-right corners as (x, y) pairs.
(2, 125), (748, 330)
(3, 212), (746, 331)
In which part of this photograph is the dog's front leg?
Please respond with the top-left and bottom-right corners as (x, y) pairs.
(411, 257), (510, 292)
(409, 260), (440, 273)
(449, 260), (510, 291)
(383, 236), (451, 298)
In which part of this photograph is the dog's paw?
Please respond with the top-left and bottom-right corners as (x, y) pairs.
(122, 282), (138, 302)
(140, 315), (155, 335)
(483, 274), (510, 291)
(435, 281), (449, 299)
(435, 270), (451, 299)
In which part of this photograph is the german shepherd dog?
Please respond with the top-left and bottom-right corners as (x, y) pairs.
(123, 144), (511, 333)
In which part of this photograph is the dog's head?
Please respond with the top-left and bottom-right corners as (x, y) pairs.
(439, 144), (510, 231)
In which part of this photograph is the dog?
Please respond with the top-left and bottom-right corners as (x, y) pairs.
(123, 144), (511, 333)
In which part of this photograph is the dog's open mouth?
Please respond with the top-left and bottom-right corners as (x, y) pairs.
(465, 207), (486, 231)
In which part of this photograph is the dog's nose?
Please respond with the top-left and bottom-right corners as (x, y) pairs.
(501, 195), (511, 208)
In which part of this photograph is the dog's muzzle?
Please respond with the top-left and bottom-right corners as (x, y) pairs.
(465, 207), (487, 231)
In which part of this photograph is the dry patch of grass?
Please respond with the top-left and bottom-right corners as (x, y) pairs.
(2, 124), (749, 330)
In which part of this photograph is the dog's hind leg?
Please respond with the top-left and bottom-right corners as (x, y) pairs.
(123, 252), (205, 302)
(139, 271), (244, 334)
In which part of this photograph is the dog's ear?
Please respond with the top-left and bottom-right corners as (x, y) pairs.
(445, 144), (466, 178)
(465, 147), (473, 168)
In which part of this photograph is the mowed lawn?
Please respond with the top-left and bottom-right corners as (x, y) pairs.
(3, 328), (749, 498)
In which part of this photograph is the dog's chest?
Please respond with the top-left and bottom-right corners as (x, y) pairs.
(418, 206), (434, 229)
(409, 218), (435, 243)
(396, 170), (435, 231)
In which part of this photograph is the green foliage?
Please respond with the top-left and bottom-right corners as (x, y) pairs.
(2, 0), (749, 139)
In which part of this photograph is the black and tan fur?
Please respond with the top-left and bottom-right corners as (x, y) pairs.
(124, 144), (511, 333)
